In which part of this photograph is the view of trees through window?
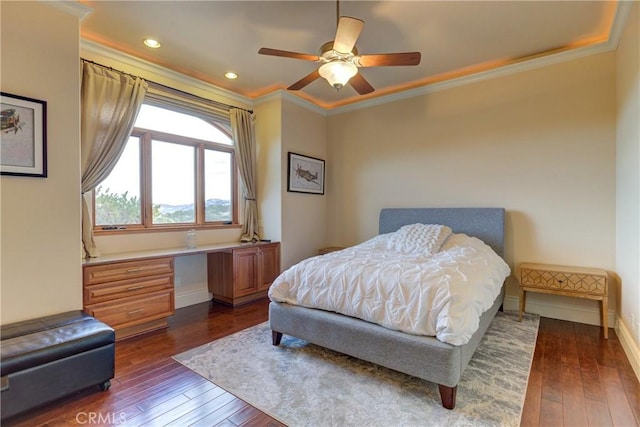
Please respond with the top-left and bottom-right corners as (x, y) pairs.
(94, 104), (234, 228)
(95, 136), (141, 225)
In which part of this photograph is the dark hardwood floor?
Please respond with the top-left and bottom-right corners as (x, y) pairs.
(5, 299), (639, 426)
(522, 316), (639, 427)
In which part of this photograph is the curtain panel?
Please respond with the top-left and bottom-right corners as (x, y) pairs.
(230, 108), (260, 242)
(80, 62), (148, 257)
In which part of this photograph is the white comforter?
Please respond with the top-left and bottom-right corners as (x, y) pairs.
(268, 226), (511, 345)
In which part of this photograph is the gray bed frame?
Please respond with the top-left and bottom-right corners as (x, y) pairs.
(269, 207), (506, 409)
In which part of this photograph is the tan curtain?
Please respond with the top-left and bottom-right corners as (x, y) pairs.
(81, 62), (148, 257)
(230, 108), (260, 242)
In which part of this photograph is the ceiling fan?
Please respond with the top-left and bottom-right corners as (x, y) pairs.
(258, 2), (421, 95)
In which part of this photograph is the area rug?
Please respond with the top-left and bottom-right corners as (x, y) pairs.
(173, 311), (539, 427)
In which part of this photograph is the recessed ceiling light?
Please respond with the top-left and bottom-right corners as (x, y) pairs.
(143, 38), (161, 48)
(224, 72), (238, 80)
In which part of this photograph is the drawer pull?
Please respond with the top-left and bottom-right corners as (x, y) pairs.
(126, 268), (145, 273)
(127, 309), (144, 316)
(127, 285), (145, 291)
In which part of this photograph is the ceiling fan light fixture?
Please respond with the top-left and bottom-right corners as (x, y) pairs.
(318, 61), (357, 90)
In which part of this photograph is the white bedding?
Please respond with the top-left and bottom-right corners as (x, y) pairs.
(268, 225), (511, 345)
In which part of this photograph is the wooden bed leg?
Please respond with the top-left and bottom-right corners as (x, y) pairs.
(272, 331), (283, 346)
(438, 384), (457, 410)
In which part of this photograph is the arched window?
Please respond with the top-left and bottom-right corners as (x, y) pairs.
(94, 103), (237, 231)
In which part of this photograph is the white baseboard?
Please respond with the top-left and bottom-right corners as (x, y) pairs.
(616, 318), (640, 382)
(175, 289), (211, 309)
(503, 295), (616, 327)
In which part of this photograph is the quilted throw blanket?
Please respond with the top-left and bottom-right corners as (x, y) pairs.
(269, 224), (510, 345)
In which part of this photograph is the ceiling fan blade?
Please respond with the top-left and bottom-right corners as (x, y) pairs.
(288, 70), (321, 91)
(333, 16), (364, 54)
(357, 52), (422, 67)
(349, 73), (374, 95)
(258, 48), (320, 62)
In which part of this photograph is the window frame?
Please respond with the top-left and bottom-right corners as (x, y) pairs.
(93, 122), (239, 235)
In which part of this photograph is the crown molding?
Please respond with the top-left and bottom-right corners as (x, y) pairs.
(251, 91), (284, 110)
(608, 0), (634, 49)
(280, 91), (327, 115)
(79, 0), (633, 117)
(81, 39), (253, 109)
(326, 40), (616, 116)
(253, 90), (328, 116)
(240, 28), (622, 118)
(325, 0), (633, 116)
(45, 1), (93, 21)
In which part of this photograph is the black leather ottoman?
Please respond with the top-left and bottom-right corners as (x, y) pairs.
(1, 311), (115, 421)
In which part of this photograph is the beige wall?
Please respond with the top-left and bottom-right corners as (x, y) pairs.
(616, 2), (640, 361)
(255, 95), (284, 245)
(254, 95), (328, 270)
(280, 98), (328, 268)
(327, 52), (617, 325)
(1, 3), (83, 323)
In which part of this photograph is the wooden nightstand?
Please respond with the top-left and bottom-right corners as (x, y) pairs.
(519, 262), (609, 338)
(318, 246), (345, 255)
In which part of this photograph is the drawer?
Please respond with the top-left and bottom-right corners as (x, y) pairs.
(85, 290), (175, 330)
(84, 274), (173, 305)
(520, 268), (606, 296)
(84, 258), (174, 285)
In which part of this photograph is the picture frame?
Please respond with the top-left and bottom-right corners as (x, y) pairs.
(1, 92), (47, 177)
(287, 152), (325, 195)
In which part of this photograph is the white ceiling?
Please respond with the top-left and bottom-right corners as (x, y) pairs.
(79, 1), (619, 109)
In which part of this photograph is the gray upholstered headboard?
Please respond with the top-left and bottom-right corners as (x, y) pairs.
(379, 208), (505, 257)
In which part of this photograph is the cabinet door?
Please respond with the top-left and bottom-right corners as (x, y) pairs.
(232, 248), (259, 297)
(258, 244), (281, 291)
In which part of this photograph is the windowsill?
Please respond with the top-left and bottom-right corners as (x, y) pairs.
(94, 223), (242, 236)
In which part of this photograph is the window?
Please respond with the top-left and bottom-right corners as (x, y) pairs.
(94, 104), (236, 232)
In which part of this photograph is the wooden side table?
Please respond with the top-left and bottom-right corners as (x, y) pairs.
(519, 262), (609, 338)
(318, 246), (346, 255)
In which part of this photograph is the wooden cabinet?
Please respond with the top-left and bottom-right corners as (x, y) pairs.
(207, 242), (281, 306)
(82, 240), (280, 338)
(83, 257), (175, 341)
(518, 262), (609, 338)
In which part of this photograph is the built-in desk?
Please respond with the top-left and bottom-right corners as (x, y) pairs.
(82, 241), (279, 266)
(82, 241), (280, 340)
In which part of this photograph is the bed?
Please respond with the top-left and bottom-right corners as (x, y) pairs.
(268, 207), (508, 409)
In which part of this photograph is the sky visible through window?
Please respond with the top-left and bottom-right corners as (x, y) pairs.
(135, 104), (231, 144)
(99, 104), (232, 206)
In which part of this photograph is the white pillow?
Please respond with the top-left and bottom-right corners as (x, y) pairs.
(386, 223), (453, 256)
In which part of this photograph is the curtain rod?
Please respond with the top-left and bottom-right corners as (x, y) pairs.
(81, 58), (253, 114)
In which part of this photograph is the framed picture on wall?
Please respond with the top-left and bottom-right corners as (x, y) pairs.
(1, 92), (47, 177)
(287, 152), (325, 195)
